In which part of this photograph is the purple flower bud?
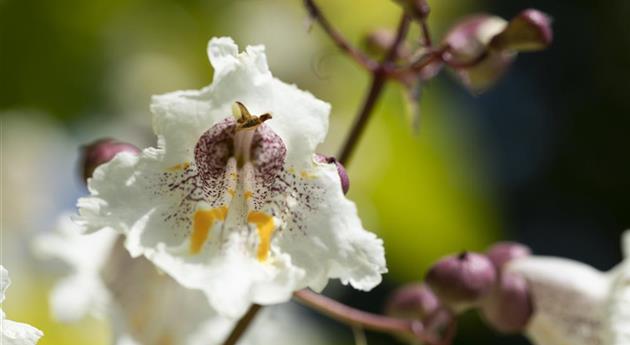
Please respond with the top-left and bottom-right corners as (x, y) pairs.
(81, 138), (140, 182)
(425, 252), (497, 311)
(315, 154), (350, 194)
(486, 242), (531, 272)
(364, 29), (411, 58)
(393, 0), (430, 20)
(442, 15), (515, 93)
(385, 283), (440, 320)
(490, 9), (553, 52)
(480, 272), (533, 333)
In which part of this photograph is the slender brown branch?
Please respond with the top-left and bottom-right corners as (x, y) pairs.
(304, 0), (378, 71)
(294, 289), (440, 344)
(415, 0), (433, 47)
(221, 304), (262, 345)
(337, 14), (411, 165)
(337, 74), (386, 165)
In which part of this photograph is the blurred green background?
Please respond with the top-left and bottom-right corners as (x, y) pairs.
(1, 0), (629, 344)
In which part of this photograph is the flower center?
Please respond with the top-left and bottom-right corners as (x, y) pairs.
(187, 102), (286, 261)
(232, 101), (272, 167)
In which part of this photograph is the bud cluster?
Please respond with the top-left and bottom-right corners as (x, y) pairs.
(385, 241), (535, 338)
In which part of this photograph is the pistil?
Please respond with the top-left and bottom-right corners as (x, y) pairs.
(232, 102), (271, 166)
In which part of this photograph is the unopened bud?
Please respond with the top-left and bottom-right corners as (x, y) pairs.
(490, 9), (553, 52)
(425, 252), (497, 312)
(385, 283), (439, 320)
(442, 15), (514, 93)
(315, 154), (350, 194)
(480, 272), (533, 333)
(364, 29), (411, 58)
(81, 139), (140, 182)
(486, 242), (531, 272)
(392, 0), (430, 20)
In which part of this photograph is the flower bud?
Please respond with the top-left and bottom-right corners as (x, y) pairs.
(490, 9), (553, 52)
(385, 283), (439, 320)
(315, 154), (350, 194)
(425, 252), (497, 311)
(480, 272), (533, 333)
(486, 242), (531, 272)
(81, 138), (140, 182)
(442, 15), (514, 93)
(363, 29), (411, 58)
(392, 0), (430, 20)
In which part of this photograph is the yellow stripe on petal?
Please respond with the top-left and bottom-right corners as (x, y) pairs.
(167, 161), (190, 171)
(189, 206), (228, 254)
(247, 211), (275, 262)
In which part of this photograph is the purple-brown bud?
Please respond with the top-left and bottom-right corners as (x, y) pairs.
(392, 0), (430, 20)
(480, 272), (533, 333)
(486, 242), (531, 272)
(363, 29), (411, 58)
(425, 252), (497, 311)
(490, 9), (553, 52)
(385, 283), (440, 320)
(442, 15), (514, 93)
(81, 138), (140, 182)
(315, 154), (350, 194)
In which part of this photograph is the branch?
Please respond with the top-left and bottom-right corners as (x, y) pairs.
(294, 289), (440, 344)
(337, 13), (411, 165)
(304, 0), (378, 71)
(221, 304), (262, 345)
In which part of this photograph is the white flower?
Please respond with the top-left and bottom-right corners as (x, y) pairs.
(505, 231), (630, 345)
(35, 215), (332, 345)
(1, 266), (43, 345)
(75, 36), (386, 317)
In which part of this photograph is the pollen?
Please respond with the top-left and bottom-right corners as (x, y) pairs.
(247, 211), (275, 262)
(190, 206), (228, 254)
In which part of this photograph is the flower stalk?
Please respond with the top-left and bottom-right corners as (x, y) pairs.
(221, 304), (263, 345)
(338, 13), (410, 165)
(294, 289), (441, 344)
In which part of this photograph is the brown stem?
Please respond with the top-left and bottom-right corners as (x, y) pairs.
(221, 304), (262, 345)
(416, 0), (433, 47)
(294, 289), (440, 344)
(304, 0), (378, 71)
(337, 73), (386, 165)
(337, 14), (410, 165)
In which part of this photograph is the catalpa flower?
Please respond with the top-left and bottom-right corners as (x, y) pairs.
(35, 215), (331, 345)
(505, 231), (630, 345)
(76, 37), (386, 317)
(1, 266), (43, 345)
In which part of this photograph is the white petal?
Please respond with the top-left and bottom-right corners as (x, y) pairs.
(507, 257), (610, 345)
(148, 231), (305, 318)
(603, 231), (630, 345)
(104, 238), (234, 344)
(49, 274), (109, 322)
(0, 266), (8, 304)
(1, 318), (43, 345)
(276, 161), (386, 292)
(150, 37), (330, 168)
(0, 268), (43, 345)
(34, 214), (117, 271)
(33, 215), (117, 322)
